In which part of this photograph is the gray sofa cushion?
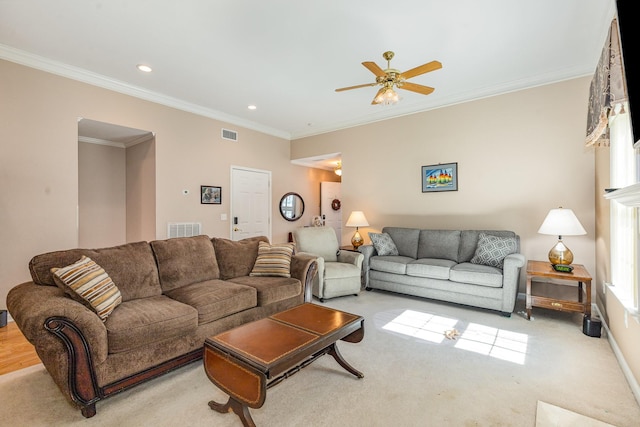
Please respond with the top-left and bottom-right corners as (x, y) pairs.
(417, 230), (461, 262)
(406, 258), (456, 279)
(449, 262), (503, 288)
(382, 227), (420, 258)
(370, 255), (414, 274)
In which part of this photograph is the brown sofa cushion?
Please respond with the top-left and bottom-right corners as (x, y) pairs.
(164, 279), (257, 325)
(29, 241), (162, 302)
(227, 276), (302, 306)
(151, 235), (220, 292)
(105, 295), (198, 354)
(212, 236), (268, 279)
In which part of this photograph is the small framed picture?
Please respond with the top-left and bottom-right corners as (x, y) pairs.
(421, 162), (458, 193)
(201, 186), (221, 204)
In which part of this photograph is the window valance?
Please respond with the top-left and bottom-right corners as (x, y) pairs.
(585, 18), (626, 147)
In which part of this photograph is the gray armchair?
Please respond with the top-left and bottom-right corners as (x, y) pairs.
(293, 227), (364, 302)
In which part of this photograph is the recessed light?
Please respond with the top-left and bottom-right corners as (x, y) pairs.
(248, 105), (257, 110)
(137, 64), (152, 73)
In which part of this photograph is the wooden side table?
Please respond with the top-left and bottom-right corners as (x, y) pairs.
(525, 260), (592, 320)
(339, 245), (360, 252)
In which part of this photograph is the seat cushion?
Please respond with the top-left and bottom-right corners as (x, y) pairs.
(324, 261), (362, 279)
(369, 256), (414, 275)
(406, 258), (456, 280)
(151, 235), (220, 292)
(164, 279), (257, 324)
(228, 276), (303, 306)
(449, 262), (503, 288)
(105, 295), (198, 354)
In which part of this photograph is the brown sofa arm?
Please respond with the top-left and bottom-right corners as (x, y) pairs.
(290, 254), (318, 302)
(7, 281), (109, 416)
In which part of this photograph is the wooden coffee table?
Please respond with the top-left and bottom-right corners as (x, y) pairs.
(203, 303), (364, 426)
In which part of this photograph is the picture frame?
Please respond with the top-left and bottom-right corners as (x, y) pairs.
(421, 162), (458, 193)
(201, 186), (222, 204)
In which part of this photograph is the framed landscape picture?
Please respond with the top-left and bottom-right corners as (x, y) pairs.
(421, 162), (458, 193)
(201, 186), (221, 204)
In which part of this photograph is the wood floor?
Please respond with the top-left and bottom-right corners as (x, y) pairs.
(0, 322), (42, 375)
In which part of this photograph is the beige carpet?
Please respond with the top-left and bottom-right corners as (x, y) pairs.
(2, 291), (639, 426)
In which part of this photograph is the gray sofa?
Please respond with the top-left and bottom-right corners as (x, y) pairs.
(359, 227), (526, 316)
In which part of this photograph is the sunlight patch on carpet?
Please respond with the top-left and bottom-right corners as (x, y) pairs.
(375, 309), (528, 365)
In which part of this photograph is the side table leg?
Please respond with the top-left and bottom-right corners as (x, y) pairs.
(209, 397), (256, 427)
(328, 343), (364, 379)
(526, 275), (532, 320)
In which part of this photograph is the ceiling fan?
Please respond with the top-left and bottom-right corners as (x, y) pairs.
(335, 51), (442, 105)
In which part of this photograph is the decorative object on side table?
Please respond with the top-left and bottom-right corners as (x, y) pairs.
(345, 211), (369, 249)
(537, 207), (586, 271)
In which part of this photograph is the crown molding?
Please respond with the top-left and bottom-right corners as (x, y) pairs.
(0, 44), (291, 140)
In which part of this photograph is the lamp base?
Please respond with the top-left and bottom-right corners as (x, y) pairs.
(351, 229), (364, 249)
(548, 239), (573, 265)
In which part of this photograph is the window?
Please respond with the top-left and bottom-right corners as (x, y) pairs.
(608, 103), (639, 310)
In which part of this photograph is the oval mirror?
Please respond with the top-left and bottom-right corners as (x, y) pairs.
(279, 192), (305, 221)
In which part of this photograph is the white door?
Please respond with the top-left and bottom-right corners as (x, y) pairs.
(230, 167), (271, 241)
(320, 181), (342, 243)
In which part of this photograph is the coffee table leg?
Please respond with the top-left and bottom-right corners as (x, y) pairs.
(209, 397), (256, 427)
(328, 343), (364, 378)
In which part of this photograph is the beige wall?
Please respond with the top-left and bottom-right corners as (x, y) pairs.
(0, 59), (329, 306)
(126, 138), (156, 243)
(78, 142), (126, 247)
(293, 78), (596, 281)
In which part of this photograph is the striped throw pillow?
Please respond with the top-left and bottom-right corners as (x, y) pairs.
(51, 256), (122, 321)
(249, 242), (294, 278)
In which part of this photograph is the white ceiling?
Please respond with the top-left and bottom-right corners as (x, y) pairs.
(0, 1), (616, 167)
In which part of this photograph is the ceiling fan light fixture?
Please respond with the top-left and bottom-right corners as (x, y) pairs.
(374, 87), (400, 105)
(334, 161), (342, 176)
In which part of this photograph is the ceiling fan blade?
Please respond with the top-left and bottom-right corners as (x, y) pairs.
(362, 61), (386, 77)
(398, 81), (435, 95)
(370, 87), (386, 105)
(401, 60), (442, 79)
(335, 83), (377, 92)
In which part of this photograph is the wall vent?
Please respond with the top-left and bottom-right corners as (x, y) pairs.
(221, 128), (238, 141)
(167, 222), (202, 238)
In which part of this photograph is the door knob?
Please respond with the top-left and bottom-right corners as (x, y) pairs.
(234, 227), (240, 232)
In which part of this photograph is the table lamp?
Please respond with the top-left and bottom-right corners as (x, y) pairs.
(345, 211), (369, 249)
(537, 207), (586, 268)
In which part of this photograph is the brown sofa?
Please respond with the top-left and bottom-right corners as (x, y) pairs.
(6, 235), (317, 418)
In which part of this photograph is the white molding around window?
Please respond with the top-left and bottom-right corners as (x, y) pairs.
(604, 183), (640, 207)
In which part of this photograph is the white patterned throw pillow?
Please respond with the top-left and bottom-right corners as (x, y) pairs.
(368, 232), (399, 256)
(470, 233), (517, 268)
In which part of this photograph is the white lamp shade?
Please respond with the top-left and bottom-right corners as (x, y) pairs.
(345, 211), (369, 227)
(537, 208), (586, 236)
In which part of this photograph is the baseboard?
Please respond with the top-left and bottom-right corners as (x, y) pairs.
(593, 304), (640, 407)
